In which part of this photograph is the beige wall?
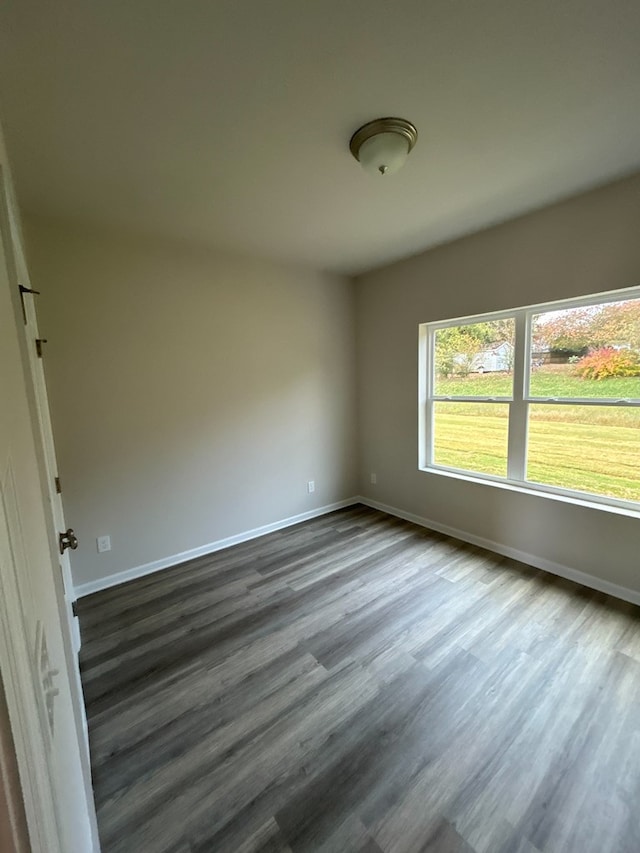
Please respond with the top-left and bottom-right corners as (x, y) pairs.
(26, 218), (358, 588)
(356, 173), (640, 596)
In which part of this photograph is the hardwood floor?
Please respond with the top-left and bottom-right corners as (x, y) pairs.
(77, 505), (640, 853)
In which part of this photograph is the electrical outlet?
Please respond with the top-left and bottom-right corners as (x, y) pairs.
(97, 535), (111, 553)
(307, 480), (315, 494)
(370, 473), (377, 484)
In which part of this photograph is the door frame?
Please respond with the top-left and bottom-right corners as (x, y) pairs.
(17, 227), (89, 745)
(0, 669), (30, 852)
(21, 287), (80, 654)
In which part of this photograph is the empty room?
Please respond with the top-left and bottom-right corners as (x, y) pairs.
(0, 2), (639, 852)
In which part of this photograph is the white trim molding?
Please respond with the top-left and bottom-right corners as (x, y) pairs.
(358, 496), (640, 608)
(76, 493), (640, 608)
(75, 498), (360, 598)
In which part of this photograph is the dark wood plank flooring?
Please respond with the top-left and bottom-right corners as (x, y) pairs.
(77, 505), (640, 853)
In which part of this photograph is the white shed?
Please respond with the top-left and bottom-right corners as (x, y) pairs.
(472, 341), (513, 373)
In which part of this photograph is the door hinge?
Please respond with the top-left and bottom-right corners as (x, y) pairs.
(18, 284), (40, 324)
(55, 476), (62, 494)
(35, 338), (48, 358)
(72, 600), (78, 618)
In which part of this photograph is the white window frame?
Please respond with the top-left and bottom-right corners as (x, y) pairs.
(418, 285), (640, 514)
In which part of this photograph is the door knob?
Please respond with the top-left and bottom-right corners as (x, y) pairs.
(59, 528), (79, 554)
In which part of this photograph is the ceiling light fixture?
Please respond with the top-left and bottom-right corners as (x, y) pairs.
(349, 117), (418, 177)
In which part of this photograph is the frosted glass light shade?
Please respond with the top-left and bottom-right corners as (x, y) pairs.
(358, 132), (410, 176)
(349, 117), (418, 177)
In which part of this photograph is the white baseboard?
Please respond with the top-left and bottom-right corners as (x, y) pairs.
(76, 494), (640, 608)
(75, 497), (360, 598)
(358, 496), (640, 608)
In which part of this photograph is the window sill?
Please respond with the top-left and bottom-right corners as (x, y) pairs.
(419, 465), (640, 520)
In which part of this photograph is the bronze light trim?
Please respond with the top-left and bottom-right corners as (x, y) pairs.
(349, 117), (418, 162)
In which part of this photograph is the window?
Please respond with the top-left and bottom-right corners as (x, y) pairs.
(419, 288), (640, 511)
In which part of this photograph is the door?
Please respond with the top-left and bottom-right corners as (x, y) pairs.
(0, 162), (99, 851)
(12, 205), (88, 742)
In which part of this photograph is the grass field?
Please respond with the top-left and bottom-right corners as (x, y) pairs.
(433, 367), (640, 501)
(436, 366), (640, 400)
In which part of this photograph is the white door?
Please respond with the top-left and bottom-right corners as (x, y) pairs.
(11, 209), (90, 748)
(0, 164), (99, 851)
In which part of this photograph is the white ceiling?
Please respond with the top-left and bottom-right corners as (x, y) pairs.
(1, 0), (639, 275)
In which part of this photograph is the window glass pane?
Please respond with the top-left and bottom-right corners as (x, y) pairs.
(527, 405), (640, 501)
(433, 402), (509, 477)
(434, 319), (515, 397)
(530, 298), (640, 399)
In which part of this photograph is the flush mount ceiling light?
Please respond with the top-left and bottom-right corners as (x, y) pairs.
(349, 117), (418, 176)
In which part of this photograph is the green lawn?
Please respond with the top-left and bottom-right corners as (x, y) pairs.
(433, 368), (640, 501)
(436, 367), (640, 400)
